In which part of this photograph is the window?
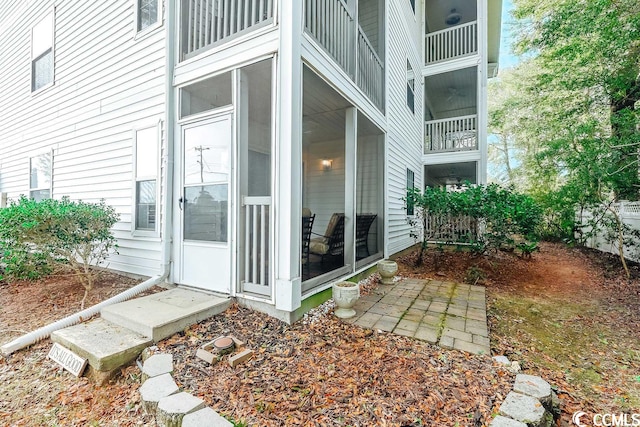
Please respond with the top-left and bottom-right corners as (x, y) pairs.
(409, 0), (415, 13)
(406, 168), (415, 216)
(32, 12), (54, 92)
(137, 0), (160, 32)
(30, 151), (52, 201)
(134, 126), (159, 232)
(406, 60), (415, 114)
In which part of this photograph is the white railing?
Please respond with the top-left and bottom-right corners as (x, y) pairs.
(425, 214), (478, 243)
(304, 0), (354, 75)
(181, 0), (274, 58)
(242, 196), (270, 295)
(425, 115), (477, 153)
(425, 20), (477, 64)
(357, 25), (384, 110)
(304, 0), (385, 111)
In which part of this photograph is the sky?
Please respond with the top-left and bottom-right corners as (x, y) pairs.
(498, 0), (520, 71)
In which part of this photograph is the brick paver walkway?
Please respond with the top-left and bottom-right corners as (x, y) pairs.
(344, 278), (490, 354)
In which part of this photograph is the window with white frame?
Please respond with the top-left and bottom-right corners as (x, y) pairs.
(29, 151), (52, 201)
(406, 60), (415, 114)
(137, 0), (160, 33)
(409, 0), (416, 13)
(32, 12), (54, 92)
(134, 126), (159, 232)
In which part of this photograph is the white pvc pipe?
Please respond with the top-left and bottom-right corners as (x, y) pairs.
(0, 273), (167, 356)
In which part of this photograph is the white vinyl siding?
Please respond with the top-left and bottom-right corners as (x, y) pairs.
(0, 1), (166, 277)
(386, 1), (424, 254)
(31, 10), (54, 92)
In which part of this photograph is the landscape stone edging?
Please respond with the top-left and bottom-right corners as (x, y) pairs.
(139, 350), (233, 427)
(490, 356), (560, 427)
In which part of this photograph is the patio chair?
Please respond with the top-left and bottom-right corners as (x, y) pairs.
(302, 208), (315, 266)
(355, 213), (377, 258)
(309, 213), (345, 263)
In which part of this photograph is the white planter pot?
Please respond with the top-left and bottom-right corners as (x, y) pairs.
(377, 260), (398, 285)
(332, 281), (360, 319)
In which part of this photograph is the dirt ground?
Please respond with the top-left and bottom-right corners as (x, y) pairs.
(1, 242), (639, 426)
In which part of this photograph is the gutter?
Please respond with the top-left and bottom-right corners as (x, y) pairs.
(1, 6), (177, 357)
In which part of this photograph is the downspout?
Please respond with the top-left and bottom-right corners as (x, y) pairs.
(0, 4), (177, 357)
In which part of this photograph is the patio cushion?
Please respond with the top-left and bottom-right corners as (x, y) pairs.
(325, 213), (341, 237)
(302, 207), (312, 217)
(309, 237), (329, 255)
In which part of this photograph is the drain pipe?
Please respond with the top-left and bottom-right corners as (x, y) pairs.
(1, 10), (177, 357)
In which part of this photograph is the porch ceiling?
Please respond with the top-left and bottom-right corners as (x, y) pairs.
(425, 162), (477, 186)
(424, 67), (477, 119)
(424, 0), (476, 34)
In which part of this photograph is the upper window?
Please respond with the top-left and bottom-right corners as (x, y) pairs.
(406, 60), (415, 114)
(406, 168), (415, 216)
(30, 151), (52, 201)
(137, 0), (160, 33)
(134, 126), (159, 233)
(31, 12), (54, 92)
(409, 0), (416, 13)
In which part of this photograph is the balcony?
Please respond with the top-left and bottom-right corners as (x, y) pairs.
(303, 0), (385, 111)
(424, 115), (477, 154)
(180, 0), (275, 60)
(425, 20), (478, 65)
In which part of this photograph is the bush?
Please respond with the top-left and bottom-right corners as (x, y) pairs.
(405, 184), (543, 259)
(0, 196), (119, 307)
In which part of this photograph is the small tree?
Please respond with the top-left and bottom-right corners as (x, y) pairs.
(0, 197), (119, 308)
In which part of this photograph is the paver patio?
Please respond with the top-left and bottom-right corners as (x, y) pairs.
(344, 278), (490, 355)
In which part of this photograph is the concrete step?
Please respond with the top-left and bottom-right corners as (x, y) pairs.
(50, 317), (152, 382)
(101, 288), (230, 342)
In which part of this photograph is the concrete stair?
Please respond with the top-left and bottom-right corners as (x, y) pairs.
(102, 288), (231, 342)
(50, 288), (230, 383)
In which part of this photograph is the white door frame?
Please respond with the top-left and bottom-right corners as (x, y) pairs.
(173, 108), (236, 294)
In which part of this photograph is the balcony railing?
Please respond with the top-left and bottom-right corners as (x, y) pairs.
(424, 214), (478, 244)
(357, 25), (384, 110)
(425, 115), (477, 153)
(304, 0), (384, 111)
(181, 0), (274, 59)
(425, 20), (477, 64)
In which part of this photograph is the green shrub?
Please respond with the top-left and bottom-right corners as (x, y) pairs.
(405, 184), (543, 260)
(0, 196), (119, 307)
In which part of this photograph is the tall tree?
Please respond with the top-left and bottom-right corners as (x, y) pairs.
(512, 0), (640, 199)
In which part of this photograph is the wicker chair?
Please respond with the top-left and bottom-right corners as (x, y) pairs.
(309, 213), (345, 263)
(355, 213), (377, 259)
(301, 208), (315, 266)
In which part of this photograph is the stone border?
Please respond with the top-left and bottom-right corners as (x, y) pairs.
(138, 349), (233, 427)
(491, 357), (561, 427)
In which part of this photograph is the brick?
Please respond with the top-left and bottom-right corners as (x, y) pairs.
(373, 316), (400, 332)
(414, 326), (439, 343)
(229, 349), (254, 367)
(439, 335), (454, 349)
(444, 315), (465, 331)
(441, 328), (472, 342)
(454, 339), (489, 355)
(396, 319), (420, 332)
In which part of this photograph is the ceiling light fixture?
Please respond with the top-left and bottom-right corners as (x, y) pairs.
(446, 8), (461, 26)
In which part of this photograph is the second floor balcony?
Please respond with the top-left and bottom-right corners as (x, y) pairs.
(303, 0), (385, 112)
(424, 115), (477, 154)
(180, 0), (275, 60)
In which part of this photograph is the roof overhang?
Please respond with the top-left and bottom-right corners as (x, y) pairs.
(487, 0), (503, 74)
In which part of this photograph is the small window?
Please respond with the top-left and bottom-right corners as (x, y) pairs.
(32, 12), (54, 92)
(406, 168), (415, 216)
(134, 126), (159, 232)
(29, 151), (52, 201)
(180, 71), (233, 118)
(137, 0), (160, 33)
(409, 0), (416, 13)
(406, 60), (415, 114)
